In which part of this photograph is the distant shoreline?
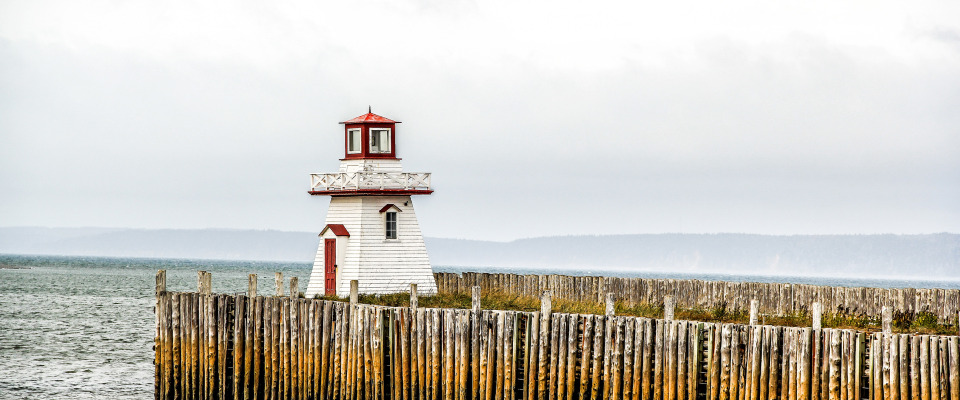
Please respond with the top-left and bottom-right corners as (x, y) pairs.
(2, 253), (959, 290)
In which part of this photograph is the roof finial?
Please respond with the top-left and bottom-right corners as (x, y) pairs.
(368, 105), (372, 114)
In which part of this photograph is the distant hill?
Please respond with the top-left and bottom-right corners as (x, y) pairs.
(1, 227), (957, 279)
(425, 234), (960, 279)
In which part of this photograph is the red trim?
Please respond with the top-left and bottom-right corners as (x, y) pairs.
(379, 204), (402, 213)
(339, 112), (400, 124)
(342, 122), (398, 160)
(324, 238), (336, 296)
(309, 189), (433, 196)
(320, 224), (350, 237)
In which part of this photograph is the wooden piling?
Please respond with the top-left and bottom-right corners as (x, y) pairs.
(350, 280), (358, 306)
(750, 300), (758, 326)
(665, 295), (676, 321)
(410, 284), (418, 311)
(605, 293), (615, 316)
(289, 277), (298, 299)
(882, 307), (893, 334)
(249, 274), (258, 297)
(275, 272), (284, 297)
(473, 286), (481, 313)
(156, 270), (166, 296)
(198, 271), (211, 295)
(812, 303), (822, 330)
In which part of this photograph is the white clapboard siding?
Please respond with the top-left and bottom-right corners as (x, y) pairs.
(304, 193), (438, 298)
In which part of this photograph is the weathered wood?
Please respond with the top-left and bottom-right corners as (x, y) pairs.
(249, 274), (258, 298)
(527, 310), (540, 400)
(275, 272), (284, 297)
(883, 307), (893, 334)
(610, 317), (623, 400)
(410, 284), (418, 312)
(760, 326), (771, 400)
(435, 272), (960, 323)
(829, 329), (841, 400)
(750, 300), (758, 326)
(720, 324), (731, 400)
(771, 326), (782, 400)
(605, 293), (615, 317)
(549, 313), (560, 400)
(538, 305), (550, 400)
(642, 318), (654, 400)
(812, 303), (822, 330)
(500, 311), (510, 400)
(591, 315), (604, 400)
(912, 335), (921, 400)
(350, 280), (358, 306)
(920, 335), (930, 400)
(940, 337), (949, 400)
(157, 269), (167, 295)
(480, 311), (492, 400)
(950, 336), (959, 400)
(472, 286), (482, 313)
(664, 295), (675, 321)
(155, 276), (960, 400)
(289, 277), (298, 299)
(565, 314), (578, 400)
(677, 321), (688, 400)
(930, 336), (940, 400)
(473, 307), (482, 400)
(799, 328), (811, 400)
(623, 318), (635, 400)
(900, 334), (910, 400)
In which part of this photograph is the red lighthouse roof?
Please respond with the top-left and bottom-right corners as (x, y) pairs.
(339, 110), (400, 124)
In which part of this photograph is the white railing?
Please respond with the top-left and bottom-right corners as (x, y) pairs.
(309, 172), (432, 191)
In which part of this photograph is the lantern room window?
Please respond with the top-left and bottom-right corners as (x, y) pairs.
(347, 129), (361, 154)
(385, 212), (398, 239)
(369, 128), (391, 153)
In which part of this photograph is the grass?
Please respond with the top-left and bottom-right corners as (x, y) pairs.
(315, 290), (958, 336)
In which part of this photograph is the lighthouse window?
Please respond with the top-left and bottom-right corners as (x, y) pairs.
(369, 129), (391, 153)
(385, 212), (398, 239)
(347, 129), (361, 154)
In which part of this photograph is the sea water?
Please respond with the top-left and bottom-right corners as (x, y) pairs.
(1, 254), (957, 399)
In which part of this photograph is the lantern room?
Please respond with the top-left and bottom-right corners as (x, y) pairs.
(340, 108), (399, 160)
(304, 109), (438, 298)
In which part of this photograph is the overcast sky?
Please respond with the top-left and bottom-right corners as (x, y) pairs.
(1, 0), (958, 241)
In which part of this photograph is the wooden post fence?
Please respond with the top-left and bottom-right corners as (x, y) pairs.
(432, 272), (960, 323)
(155, 270), (960, 400)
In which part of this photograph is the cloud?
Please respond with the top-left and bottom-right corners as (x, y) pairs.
(1, 0), (958, 239)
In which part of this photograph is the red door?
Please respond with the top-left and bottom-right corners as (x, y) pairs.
(324, 239), (336, 295)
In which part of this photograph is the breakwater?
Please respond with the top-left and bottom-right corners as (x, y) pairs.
(154, 272), (960, 400)
(434, 273), (960, 323)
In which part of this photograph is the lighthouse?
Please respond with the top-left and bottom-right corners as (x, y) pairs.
(304, 109), (438, 298)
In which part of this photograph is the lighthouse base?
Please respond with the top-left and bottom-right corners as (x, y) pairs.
(304, 195), (438, 298)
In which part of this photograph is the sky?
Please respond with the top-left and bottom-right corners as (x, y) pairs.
(1, 0), (958, 241)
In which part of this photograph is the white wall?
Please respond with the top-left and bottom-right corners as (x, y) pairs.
(304, 195), (438, 297)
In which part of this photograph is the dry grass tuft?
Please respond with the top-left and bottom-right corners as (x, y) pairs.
(316, 290), (958, 335)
